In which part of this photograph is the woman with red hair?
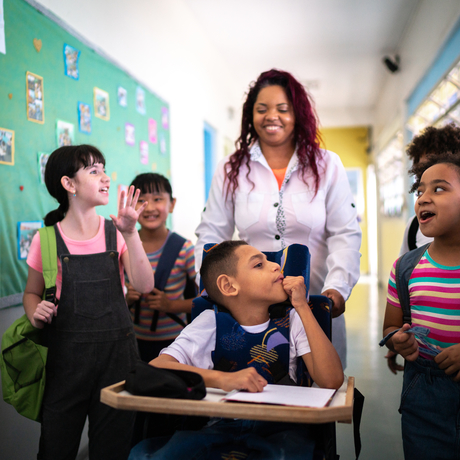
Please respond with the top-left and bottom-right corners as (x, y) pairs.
(195, 69), (361, 368)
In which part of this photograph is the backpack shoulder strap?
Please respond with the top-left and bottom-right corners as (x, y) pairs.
(407, 216), (419, 251)
(38, 226), (58, 304)
(147, 232), (187, 332)
(154, 232), (186, 291)
(395, 243), (429, 324)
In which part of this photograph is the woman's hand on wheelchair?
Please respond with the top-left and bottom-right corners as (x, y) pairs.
(322, 289), (345, 318)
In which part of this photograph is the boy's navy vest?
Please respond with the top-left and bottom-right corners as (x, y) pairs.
(211, 304), (311, 386)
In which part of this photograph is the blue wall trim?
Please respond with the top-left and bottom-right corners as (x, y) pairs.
(204, 122), (216, 202)
(407, 17), (460, 117)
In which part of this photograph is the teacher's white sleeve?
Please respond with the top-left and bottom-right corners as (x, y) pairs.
(195, 159), (236, 278)
(322, 152), (362, 300)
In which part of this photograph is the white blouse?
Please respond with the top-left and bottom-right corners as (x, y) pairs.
(195, 142), (361, 301)
(194, 142), (361, 368)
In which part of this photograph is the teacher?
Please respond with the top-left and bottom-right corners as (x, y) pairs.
(195, 69), (361, 368)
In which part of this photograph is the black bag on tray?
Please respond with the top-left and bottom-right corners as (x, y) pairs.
(125, 360), (206, 400)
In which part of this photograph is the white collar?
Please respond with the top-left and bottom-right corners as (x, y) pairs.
(249, 140), (299, 173)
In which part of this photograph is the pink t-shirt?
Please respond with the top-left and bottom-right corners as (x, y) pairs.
(27, 216), (127, 300)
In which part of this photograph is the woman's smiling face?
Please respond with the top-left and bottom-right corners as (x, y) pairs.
(252, 85), (296, 150)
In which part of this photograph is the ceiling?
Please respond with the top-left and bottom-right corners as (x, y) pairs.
(186, 0), (421, 116)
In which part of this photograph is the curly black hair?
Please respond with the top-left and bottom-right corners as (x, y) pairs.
(409, 152), (460, 193)
(406, 123), (460, 164)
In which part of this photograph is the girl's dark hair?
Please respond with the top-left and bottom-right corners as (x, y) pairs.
(130, 173), (173, 199)
(44, 145), (105, 226)
(406, 123), (460, 165)
(409, 152), (460, 193)
(224, 68), (324, 199)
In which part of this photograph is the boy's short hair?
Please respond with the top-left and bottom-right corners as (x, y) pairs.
(130, 173), (173, 200)
(200, 240), (248, 305)
(406, 123), (460, 165)
(410, 152), (460, 193)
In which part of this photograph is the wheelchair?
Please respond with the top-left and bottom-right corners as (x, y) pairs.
(134, 242), (362, 459)
(191, 243), (337, 460)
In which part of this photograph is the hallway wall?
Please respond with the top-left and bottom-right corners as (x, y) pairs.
(33, 0), (242, 243)
(320, 126), (370, 275)
(372, 0), (460, 286)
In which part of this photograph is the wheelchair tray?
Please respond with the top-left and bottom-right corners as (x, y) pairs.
(101, 376), (354, 424)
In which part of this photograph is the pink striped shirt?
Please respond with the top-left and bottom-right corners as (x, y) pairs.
(131, 234), (196, 341)
(387, 250), (460, 359)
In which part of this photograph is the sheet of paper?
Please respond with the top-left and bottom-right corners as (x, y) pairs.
(222, 384), (336, 408)
(0, 0), (5, 54)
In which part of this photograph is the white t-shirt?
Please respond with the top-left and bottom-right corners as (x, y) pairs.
(160, 308), (311, 382)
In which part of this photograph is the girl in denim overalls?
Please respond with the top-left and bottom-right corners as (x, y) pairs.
(23, 145), (154, 460)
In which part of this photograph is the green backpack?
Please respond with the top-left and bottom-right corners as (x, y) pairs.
(0, 226), (57, 422)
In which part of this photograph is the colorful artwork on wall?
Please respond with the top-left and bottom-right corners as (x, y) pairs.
(56, 119), (75, 147)
(94, 87), (110, 120)
(118, 86), (127, 107)
(78, 102), (92, 134)
(17, 221), (43, 260)
(63, 44), (80, 80)
(0, 127), (14, 165)
(26, 71), (44, 124)
(125, 123), (135, 146)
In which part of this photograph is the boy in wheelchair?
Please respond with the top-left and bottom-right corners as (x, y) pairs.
(129, 240), (344, 460)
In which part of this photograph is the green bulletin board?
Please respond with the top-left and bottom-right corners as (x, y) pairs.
(0, 0), (171, 302)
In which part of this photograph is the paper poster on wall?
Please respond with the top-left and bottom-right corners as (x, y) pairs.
(136, 86), (146, 115)
(140, 140), (148, 165)
(148, 118), (157, 143)
(0, 0), (5, 54)
(56, 119), (75, 147)
(78, 102), (92, 134)
(118, 86), (127, 107)
(26, 71), (44, 124)
(17, 221), (43, 260)
(125, 123), (135, 145)
(159, 132), (167, 155)
(117, 184), (129, 208)
(346, 168), (365, 222)
(161, 107), (169, 129)
(94, 87), (110, 120)
(63, 44), (80, 80)
(0, 127), (14, 165)
(37, 152), (49, 183)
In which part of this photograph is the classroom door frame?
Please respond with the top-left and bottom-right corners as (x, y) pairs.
(204, 121), (216, 202)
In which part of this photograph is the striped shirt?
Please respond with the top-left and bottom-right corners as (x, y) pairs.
(131, 234), (196, 341)
(387, 250), (460, 360)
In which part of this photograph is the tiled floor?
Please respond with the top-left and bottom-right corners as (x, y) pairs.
(336, 276), (404, 459)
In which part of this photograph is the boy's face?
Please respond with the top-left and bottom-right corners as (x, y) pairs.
(231, 245), (288, 305)
(136, 191), (176, 231)
(415, 163), (460, 239)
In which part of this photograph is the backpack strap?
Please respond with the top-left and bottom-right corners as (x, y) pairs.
(104, 219), (117, 251)
(132, 232), (188, 331)
(407, 216), (419, 251)
(39, 226), (57, 305)
(395, 243), (430, 324)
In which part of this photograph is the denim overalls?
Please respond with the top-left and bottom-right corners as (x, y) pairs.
(400, 357), (460, 460)
(38, 221), (138, 460)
